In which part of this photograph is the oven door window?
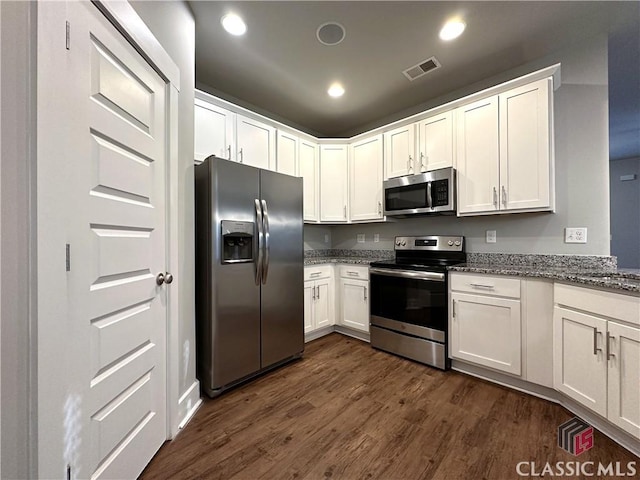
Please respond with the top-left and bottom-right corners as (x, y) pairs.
(370, 272), (447, 331)
(385, 183), (428, 211)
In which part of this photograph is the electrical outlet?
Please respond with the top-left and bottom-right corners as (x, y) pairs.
(374, 234), (380, 243)
(357, 234), (365, 243)
(486, 230), (497, 243)
(565, 227), (587, 244)
(324, 234), (329, 243)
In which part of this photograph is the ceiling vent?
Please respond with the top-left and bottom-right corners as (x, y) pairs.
(402, 57), (441, 81)
(317, 22), (346, 46)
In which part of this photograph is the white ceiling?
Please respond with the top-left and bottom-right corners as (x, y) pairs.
(190, 1), (639, 155)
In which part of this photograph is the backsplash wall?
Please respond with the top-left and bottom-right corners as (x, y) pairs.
(307, 35), (612, 256)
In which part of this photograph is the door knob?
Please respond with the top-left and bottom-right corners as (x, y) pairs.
(156, 273), (165, 285)
(165, 272), (174, 284)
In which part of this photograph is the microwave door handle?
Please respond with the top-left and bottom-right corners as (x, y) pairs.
(427, 182), (433, 209)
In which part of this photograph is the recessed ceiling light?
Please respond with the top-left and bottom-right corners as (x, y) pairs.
(328, 83), (345, 98)
(439, 19), (466, 41)
(221, 13), (247, 36)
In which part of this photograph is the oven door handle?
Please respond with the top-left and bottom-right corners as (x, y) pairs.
(369, 268), (445, 282)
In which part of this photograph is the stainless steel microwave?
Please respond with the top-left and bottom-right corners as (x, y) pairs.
(383, 167), (456, 216)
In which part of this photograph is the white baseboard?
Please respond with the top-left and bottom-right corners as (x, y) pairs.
(305, 325), (371, 344)
(176, 380), (202, 433)
(305, 325), (335, 343)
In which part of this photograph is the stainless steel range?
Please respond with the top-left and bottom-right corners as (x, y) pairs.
(369, 235), (466, 370)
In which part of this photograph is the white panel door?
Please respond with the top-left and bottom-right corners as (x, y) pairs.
(276, 130), (298, 176)
(314, 279), (333, 329)
(456, 96), (500, 214)
(236, 114), (276, 170)
(339, 279), (369, 332)
(299, 139), (319, 222)
(450, 292), (521, 375)
(319, 145), (348, 222)
(383, 124), (415, 179)
(38, 2), (168, 478)
(417, 111), (454, 172)
(349, 134), (383, 221)
(553, 307), (608, 417)
(607, 321), (640, 438)
(194, 99), (235, 162)
(499, 78), (552, 211)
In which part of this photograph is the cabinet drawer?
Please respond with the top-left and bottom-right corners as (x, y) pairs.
(450, 273), (520, 299)
(304, 265), (333, 281)
(339, 265), (369, 280)
(555, 283), (640, 326)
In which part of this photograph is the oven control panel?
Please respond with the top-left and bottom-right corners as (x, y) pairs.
(394, 235), (464, 251)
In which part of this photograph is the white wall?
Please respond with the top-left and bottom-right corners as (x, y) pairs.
(610, 157), (640, 268)
(326, 35), (611, 255)
(303, 224), (332, 251)
(0, 2), (37, 478)
(129, 0), (199, 428)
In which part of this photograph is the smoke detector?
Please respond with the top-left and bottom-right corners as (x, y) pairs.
(317, 22), (346, 46)
(403, 57), (441, 81)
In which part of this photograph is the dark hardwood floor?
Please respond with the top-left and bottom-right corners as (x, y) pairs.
(141, 333), (638, 479)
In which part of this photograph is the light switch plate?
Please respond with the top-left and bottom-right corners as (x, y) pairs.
(565, 227), (587, 243)
(486, 230), (497, 243)
(374, 234), (380, 243)
(324, 234), (329, 243)
(357, 234), (365, 243)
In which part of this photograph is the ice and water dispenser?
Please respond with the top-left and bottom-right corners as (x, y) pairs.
(221, 220), (254, 264)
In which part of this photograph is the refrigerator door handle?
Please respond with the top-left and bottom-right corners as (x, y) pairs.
(261, 199), (270, 284)
(254, 199), (264, 285)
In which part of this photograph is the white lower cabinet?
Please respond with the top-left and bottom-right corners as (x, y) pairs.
(304, 266), (335, 335)
(450, 291), (521, 375)
(339, 278), (369, 332)
(554, 283), (640, 439)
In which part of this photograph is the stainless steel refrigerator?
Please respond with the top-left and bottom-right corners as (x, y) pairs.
(195, 156), (304, 397)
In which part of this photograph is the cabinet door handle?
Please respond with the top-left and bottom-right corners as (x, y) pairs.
(378, 201), (382, 216)
(343, 205), (347, 219)
(420, 153), (426, 172)
(347, 271), (359, 276)
(363, 286), (367, 301)
(606, 332), (615, 360)
(408, 155), (413, 174)
(452, 300), (456, 318)
(227, 145), (231, 160)
(238, 147), (244, 163)
(312, 285), (316, 300)
(316, 285), (320, 300)
(493, 187), (498, 208)
(593, 328), (602, 355)
(310, 272), (321, 277)
(502, 185), (507, 206)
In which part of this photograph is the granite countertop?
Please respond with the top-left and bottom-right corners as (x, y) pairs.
(449, 262), (640, 294)
(304, 256), (393, 266)
(304, 249), (393, 266)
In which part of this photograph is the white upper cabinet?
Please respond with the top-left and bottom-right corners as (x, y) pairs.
(416, 111), (455, 172)
(349, 134), (383, 221)
(299, 139), (319, 222)
(276, 130), (298, 176)
(457, 78), (554, 216)
(499, 78), (552, 211)
(236, 114), (276, 170)
(456, 96), (500, 214)
(194, 99), (235, 162)
(383, 124), (416, 179)
(319, 144), (349, 222)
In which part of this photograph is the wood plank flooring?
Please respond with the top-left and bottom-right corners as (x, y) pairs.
(141, 334), (639, 479)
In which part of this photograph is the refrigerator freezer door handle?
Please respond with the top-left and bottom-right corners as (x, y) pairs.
(254, 199), (264, 285)
(261, 199), (270, 284)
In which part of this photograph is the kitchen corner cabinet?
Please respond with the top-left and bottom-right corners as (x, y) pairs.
(416, 111), (455, 172)
(554, 284), (640, 439)
(304, 266), (335, 334)
(235, 114), (276, 170)
(450, 273), (522, 375)
(299, 139), (320, 222)
(276, 130), (298, 176)
(194, 99), (235, 162)
(338, 266), (370, 333)
(349, 134), (383, 221)
(457, 78), (553, 215)
(384, 124), (416, 179)
(319, 144), (349, 222)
